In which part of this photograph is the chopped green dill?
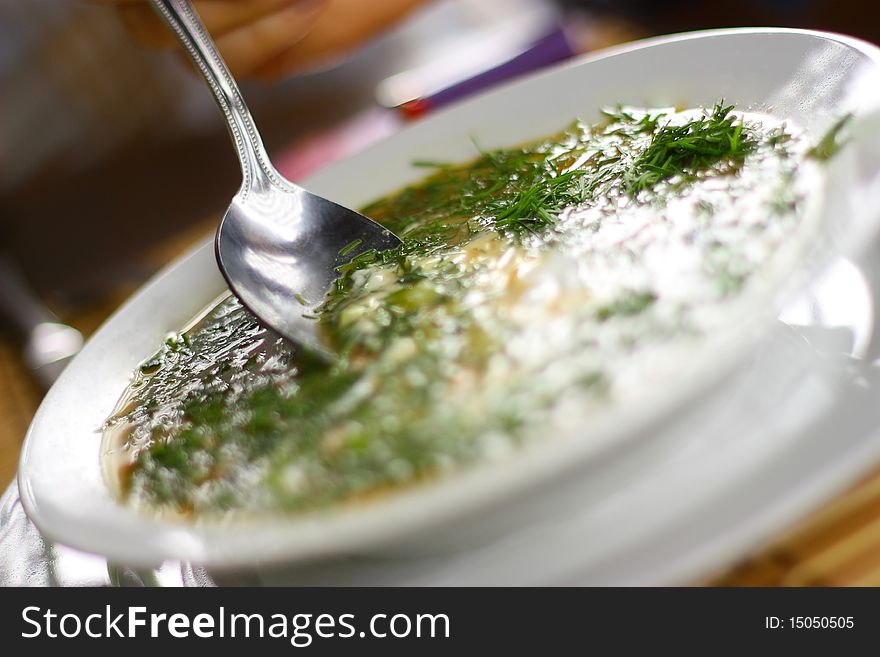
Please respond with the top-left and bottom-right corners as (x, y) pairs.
(411, 159), (452, 168)
(601, 107), (665, 138)
(767, 125), (791, 148)
(697, 199), (715, 216)
(715, 269), (747, 296)
(338, 238), (363, 257)
(808, 114), (853, 161)
(490, 169), (586, 234)
(624, 103), (756, 197)
(596, 291), (657, 321)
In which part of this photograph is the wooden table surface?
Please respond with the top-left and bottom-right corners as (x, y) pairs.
(3, 224), (880, 586)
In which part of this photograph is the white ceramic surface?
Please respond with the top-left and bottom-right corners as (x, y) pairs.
(18, 29), (880, 572)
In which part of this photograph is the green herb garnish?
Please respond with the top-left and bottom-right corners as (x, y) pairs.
(624, 102), (756, 197)
(491, 169), (585, 234)
(338, 238), (363, 257)
(596, 291), (657, 321)
(808, 114), (853, 161)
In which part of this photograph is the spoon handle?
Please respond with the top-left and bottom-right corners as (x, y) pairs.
(149, 0), (282, 195)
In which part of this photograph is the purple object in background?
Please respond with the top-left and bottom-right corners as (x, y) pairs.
(394, 24), (575, 119)
(277, 20), (577, 180)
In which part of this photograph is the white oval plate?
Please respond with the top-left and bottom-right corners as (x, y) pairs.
(19, 28), (880, 569)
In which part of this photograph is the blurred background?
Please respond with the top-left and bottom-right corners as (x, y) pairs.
(1, 0), (880, 582)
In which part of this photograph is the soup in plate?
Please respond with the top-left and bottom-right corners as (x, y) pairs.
(102, 102), (833, 517)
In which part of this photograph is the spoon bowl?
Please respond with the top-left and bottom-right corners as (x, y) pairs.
(215, 180), (401, 356)
(152, 0), (402, 355)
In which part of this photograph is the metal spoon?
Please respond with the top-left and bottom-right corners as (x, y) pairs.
(150, 0), (402, 357)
